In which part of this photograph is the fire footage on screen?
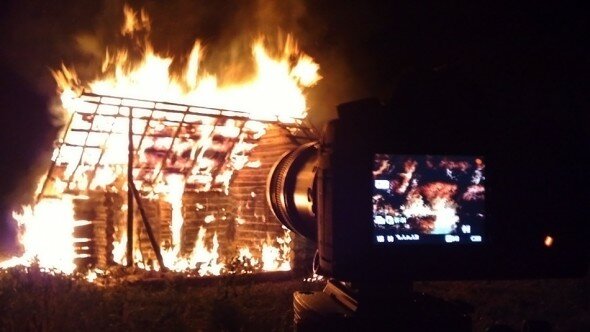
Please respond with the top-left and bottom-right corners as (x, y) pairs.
(372, 155), (485, 245)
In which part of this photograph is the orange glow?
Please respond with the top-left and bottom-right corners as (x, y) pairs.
(544, 235), (554, 247)
(0, 197), (81, 274)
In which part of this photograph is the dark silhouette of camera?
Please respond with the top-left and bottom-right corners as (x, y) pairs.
(266, 69), (588, 331)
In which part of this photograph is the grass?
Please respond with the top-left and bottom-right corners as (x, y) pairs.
(415, 277), (589, 332)
(0, 265), (321, 332)
(0, 265), (588, 331)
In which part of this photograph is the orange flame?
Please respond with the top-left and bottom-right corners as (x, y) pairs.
(56, 6), (320, 123)
(0, 197), (82, 274)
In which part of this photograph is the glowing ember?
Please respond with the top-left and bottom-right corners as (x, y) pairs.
(544, 235), (554, 247)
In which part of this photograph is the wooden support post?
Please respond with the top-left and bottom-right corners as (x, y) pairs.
(127, 107), (134, 267)
(130, 181), (167, 272)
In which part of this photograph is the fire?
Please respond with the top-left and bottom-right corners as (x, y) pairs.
(0, 197), (82, 274)
(55, 6), (320, 123)
(402, 183), (460, 234)
(232, 229), (292, 274)
(1, 4), (319, 279)
(262, 228), (292, 272)
(188, 227), (224, 276)
(160, 174), (186, 270)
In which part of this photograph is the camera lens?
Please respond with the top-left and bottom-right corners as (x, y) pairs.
(266, 142), (319, 241)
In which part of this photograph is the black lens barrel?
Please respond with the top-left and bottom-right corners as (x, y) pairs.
(266, 142), (319, 241)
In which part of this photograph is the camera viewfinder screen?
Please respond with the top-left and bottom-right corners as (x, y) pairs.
(372, 154), (485, 245)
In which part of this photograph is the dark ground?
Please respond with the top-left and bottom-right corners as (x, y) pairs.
(0, 266), (588, 331)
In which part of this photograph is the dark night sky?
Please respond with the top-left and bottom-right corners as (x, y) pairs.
(0, 1), (587, 252)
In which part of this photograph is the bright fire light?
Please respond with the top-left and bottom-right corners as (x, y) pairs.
(0, 197), (82, 274)
(0, 4), (319, 279)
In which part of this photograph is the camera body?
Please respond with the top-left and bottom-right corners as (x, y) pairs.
(315, 99), (484, 282)
(312, 98), (588, 282)
(268, 95), (588, 283)
(268, 68), (588, 329)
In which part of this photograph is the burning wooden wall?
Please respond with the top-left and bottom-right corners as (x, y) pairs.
(71, 125), (314, 274)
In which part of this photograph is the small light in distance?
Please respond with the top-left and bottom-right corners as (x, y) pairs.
(544, 235), (554, 247)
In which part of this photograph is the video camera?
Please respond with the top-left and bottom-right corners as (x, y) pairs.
(267, 96), (588, 283)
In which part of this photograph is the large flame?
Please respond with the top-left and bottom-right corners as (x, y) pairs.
(0, 197), (83, 274)
(1, 5), (319, 278)
(54, 5), (320, 123)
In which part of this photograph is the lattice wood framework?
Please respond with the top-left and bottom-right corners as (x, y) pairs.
(38, 92), (308, 270)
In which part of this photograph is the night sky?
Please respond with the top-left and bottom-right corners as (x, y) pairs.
(0, 1), (587, 253)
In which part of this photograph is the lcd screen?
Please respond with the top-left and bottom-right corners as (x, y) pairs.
(372, 155), (485, 245)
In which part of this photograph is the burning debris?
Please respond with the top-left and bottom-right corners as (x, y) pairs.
(1, 5), (320, 281)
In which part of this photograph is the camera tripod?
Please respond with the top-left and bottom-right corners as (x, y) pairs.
(293, 278), (472, 331)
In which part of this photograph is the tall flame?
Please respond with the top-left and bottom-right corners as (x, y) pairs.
(0, 197), (83, 274)
(55, 5), (320, 123)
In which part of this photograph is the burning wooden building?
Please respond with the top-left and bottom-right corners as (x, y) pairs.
(0, 5), (320, 279)
(36, 93), (316, 276)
